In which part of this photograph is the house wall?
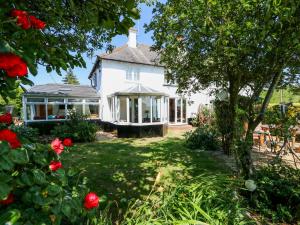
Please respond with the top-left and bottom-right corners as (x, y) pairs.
(95, 59), (213, 122)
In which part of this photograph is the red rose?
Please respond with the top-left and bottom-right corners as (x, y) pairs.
(49, 161), (62, 171)
(63, 138), (73, 147)
(0, 193), (14, 205)
(0, 113), (12, 124)
(0, 53), (28, 77)
(0, 129), (21, 149)
(29, 15), (46, 29)
(5, 62), (28, 77)
(84, 192), (99, 209)
(10, 9), (31, 30)
(51, 138), (64, 154)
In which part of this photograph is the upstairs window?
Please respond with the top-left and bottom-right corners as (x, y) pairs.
(126, 68), (140, 81)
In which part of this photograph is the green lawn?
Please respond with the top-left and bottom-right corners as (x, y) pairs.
(62, 133), (229, 204)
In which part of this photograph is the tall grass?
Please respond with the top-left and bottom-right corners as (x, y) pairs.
(121, 174), (255, 225)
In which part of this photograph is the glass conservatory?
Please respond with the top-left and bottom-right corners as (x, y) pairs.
(107, 84), (187, 125)
(22, 84), (100, 122)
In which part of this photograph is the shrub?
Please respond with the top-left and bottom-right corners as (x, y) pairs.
(10, 124), (39, 142)
(51, 111), (99, 142)
(0, 116), (102, 224)
(244, 164), (300, 223)
(184, 126), (221, 151)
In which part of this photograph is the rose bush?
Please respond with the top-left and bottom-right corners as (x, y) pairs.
(0, 114), (101, 224)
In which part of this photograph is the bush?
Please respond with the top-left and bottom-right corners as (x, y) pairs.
(244, 164), (300, 223)
(51, 111), (99, 142)
(184, 126), (221, 151)
(10, 124), (39, 142)
(0, 125), (102, 224)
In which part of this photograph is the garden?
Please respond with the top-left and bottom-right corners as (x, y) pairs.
(1, 0), (300, 224)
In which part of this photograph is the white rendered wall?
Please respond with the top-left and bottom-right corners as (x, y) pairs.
(98, 59), (213, 122)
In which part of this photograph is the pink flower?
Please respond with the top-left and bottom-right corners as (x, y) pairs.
(49, 161), (62, 171)
(51, 138), (64, 154)
(84, 192), (99, 209)
(0, 113), (12, 124)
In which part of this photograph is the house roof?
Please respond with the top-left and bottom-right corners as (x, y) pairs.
(112, 84), (168, 96)
(24, 84), (100, 98)
(89, 44), (163, 78)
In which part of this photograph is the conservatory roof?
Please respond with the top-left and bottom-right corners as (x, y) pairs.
(112, 84), (168, 96)
(23, 84), (100, 98)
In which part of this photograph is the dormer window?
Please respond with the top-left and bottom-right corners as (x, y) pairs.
(126, 68), (140, 81)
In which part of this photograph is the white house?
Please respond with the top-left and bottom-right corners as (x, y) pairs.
(22, 28), (212, 136)
(88, 28), (211, 127)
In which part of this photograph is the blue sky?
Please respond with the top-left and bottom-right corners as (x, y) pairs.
(28, 3), (155, 86)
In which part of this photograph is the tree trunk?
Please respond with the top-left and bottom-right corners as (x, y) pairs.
(238, 122), (255, 178)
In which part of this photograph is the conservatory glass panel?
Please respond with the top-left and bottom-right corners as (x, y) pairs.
(67, 104), (83, 116)
(68, 98), (83, 103)
(33, 104), (46, 120)
(119, 97), (127, 122)
(85, 104), (99, 119)
(27, 98), (45, 103)
(129, 97), (138, 123)
(142, 96), (151, 123)
(152, 97), (161, 122)
(177, 98), (181, 122)
(48, 104), (65, 119)
(182, 99), (187, 123)
(26, 105), (32, 120)
(48, 98), (64, 103)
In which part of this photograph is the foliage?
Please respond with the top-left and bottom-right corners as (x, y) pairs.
(191, 105), (215, 127)
(147, 0), (300, 176)
(0, 125), (100, 224)
(185, 126), (220, 151)
(244, 164), (300, 223)
(263, 104), (300, 138)
(62, 69), (80, 85)
(0, 0), (141, 99)
(122, 174), (253, 224)
(10, 124), (39, 143)
(51, 111), (99, 142)
(0, 87), (23, 116)
(261, 87), (300, 104)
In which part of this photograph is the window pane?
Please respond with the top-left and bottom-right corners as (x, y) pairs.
(177, 98), (181, 122)
(48, 104), (65, 119)
(33, 104), (46, 120)
(67, 104), (83, 116)
(134, 71), (139, 81)
(182, 99), (187, 123)
(85, 104), (99, 119)
(68, 98), (83, 103)
(27, 98), (45, 103)
(126, 69), (132, 80)
(129, 98), (138, 123)
(26, 105), (32, 120)
(86, 99), (99, 103)
(152, 97), (161, 122)
(48, 98), (64, 103)
(142, 96), (151, 123)
(119, 97), (127, 122)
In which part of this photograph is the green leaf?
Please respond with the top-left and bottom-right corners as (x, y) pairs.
(0, 182), (12, 200)
(32, 169), (47, 185)
(10, 149), (29, 164)
(0, 209), (21, 225)
(47, 184), (62, 196)
(0, 155), (14, 171)
(62, 202), (72, 218)
(20, 172), (33, 186)
(0, 172), (12, 183)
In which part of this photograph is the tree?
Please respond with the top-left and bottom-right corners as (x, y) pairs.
(0, 0), (141, 99)
(147, 0), (300, 177)
(62, 69), (80, 85)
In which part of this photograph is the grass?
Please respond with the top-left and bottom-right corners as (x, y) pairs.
(63, 131), (229, 202)
(62, 131), (231, 222)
